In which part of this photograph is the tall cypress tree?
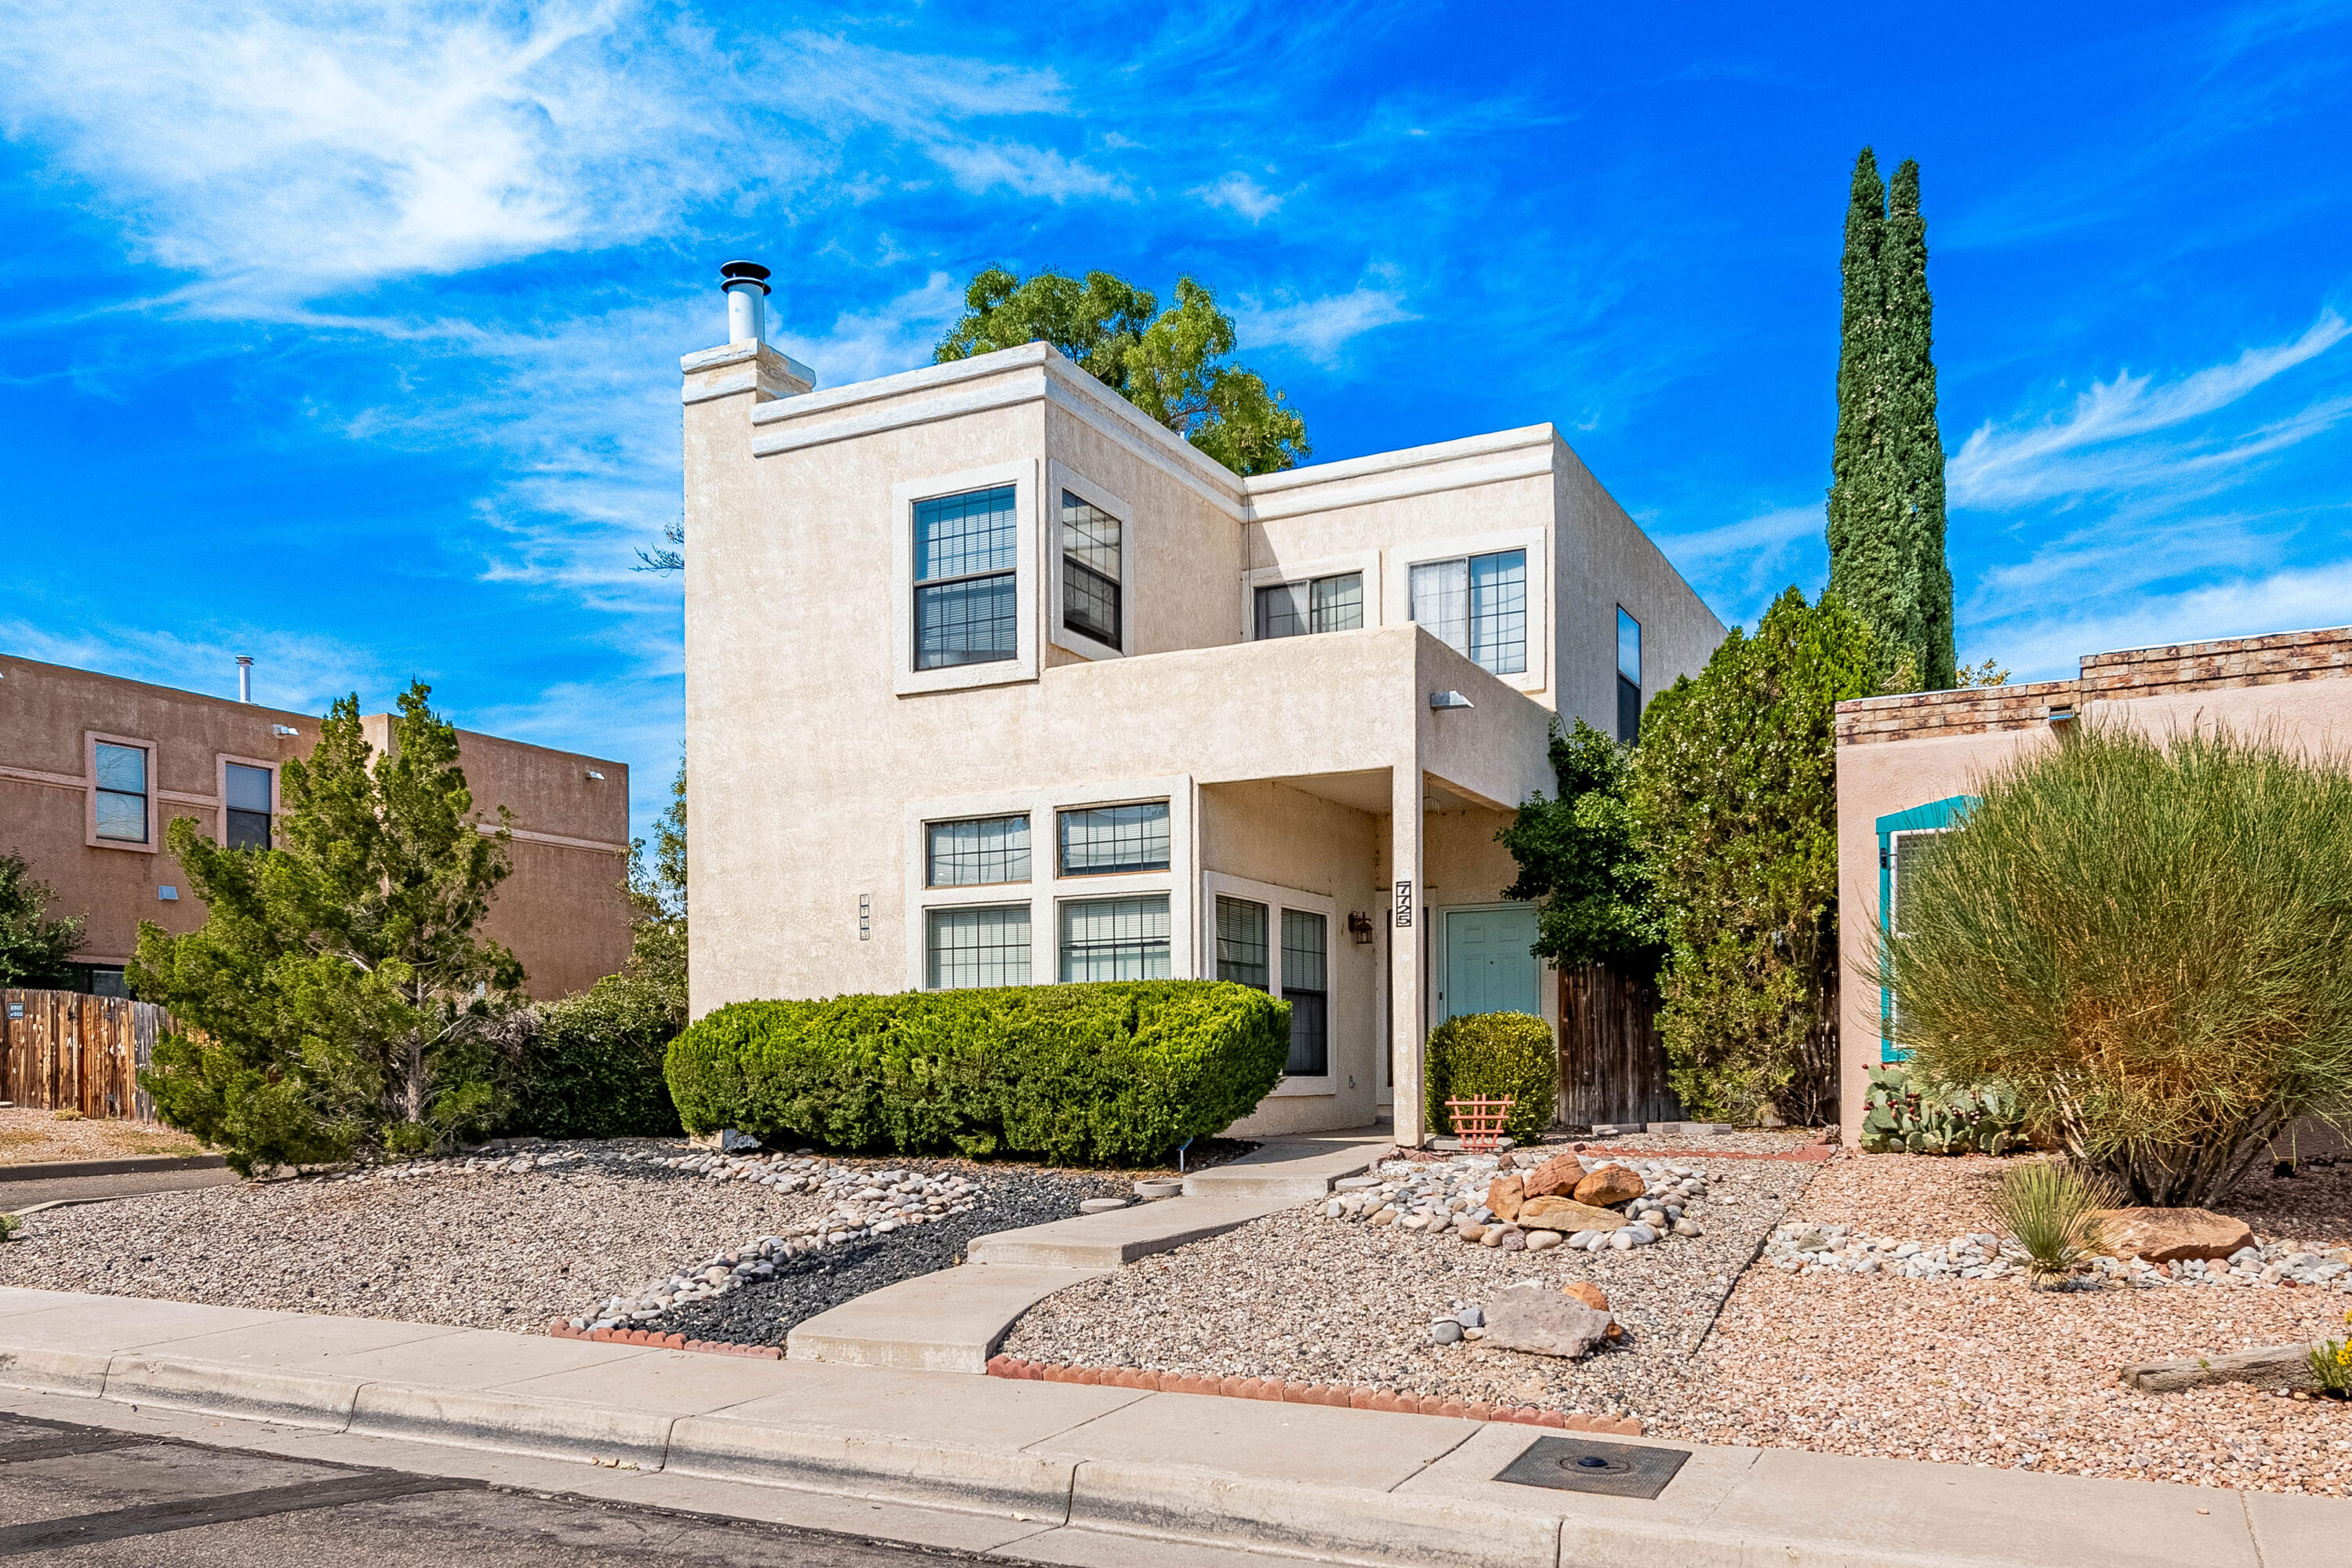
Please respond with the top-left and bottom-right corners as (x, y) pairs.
(1826, 148), (1955, 691)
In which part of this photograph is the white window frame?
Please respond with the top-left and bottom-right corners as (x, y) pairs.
(216, 754), (278, 851)
(902, 777), (1194, 991)
(1046, 460), (1133, 662)
(1388, 528), (1549, 695)
(1242, 550), (1382, 642)
(85, 731), (158, 853)
(1200, 869), (1338, 1097)
(891, 459), (1039, 696)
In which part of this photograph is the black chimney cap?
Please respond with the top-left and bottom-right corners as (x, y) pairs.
(720, 259), (771, 293)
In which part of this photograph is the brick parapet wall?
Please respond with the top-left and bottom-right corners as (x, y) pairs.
(1836, 625), (2352, 748)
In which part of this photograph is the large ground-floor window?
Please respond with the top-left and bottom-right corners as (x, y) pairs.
(1059, 895), (1171, 981)
(924, 903), (1031, 989)
(1281, 909), (1329, 1076)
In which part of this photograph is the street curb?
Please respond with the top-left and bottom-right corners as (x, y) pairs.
(0, 1152), (229, 1183)
(983, 1354), (1642, 1435)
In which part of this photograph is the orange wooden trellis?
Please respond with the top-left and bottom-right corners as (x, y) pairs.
(1444, 1094), (1514, 1152)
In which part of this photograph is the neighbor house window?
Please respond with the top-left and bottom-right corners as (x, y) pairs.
(925, 904), (1031, 989)
(1889, 830), (1948, 940)
(1254, 572), (1363, 640)
(926, 814), (1030, 887)
(93, 742), (150, 844)
(1409, 549), (1526, 675)
(1058, 802), (1170, 875)
(1059, 895), (1171, 981)
(1061, 490), (1123, 649)
(1281, 909), (1329, 1076)
(224, 763), (273, 851)
(913, 485), (1018, 670)
(1616, 607), (1642, 743)
(1214, 896), (1269, 989)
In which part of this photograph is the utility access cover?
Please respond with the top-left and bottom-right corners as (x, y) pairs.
(1492, 1436), (1689, 1500)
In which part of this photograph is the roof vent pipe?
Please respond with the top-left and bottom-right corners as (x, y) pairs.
(720, 260), (771, 345)
(235, 655), (254, 704)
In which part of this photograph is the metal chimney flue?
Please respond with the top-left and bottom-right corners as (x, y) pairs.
(235, 655), (254, 704)
(720, 260), (771, 344)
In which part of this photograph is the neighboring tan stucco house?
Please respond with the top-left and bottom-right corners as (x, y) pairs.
(680, 308), (1726, 1143)
(0, 655), (636, 1000)
(1835, 625), (2352, 1146)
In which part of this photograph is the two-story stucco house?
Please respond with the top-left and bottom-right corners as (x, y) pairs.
(680, 272), (1726, 1144)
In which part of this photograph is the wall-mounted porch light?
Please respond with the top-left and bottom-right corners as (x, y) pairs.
(1429, 690), (1473, 711)
(1347, 911), (1374, 946)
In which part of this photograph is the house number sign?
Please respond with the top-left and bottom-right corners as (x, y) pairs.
(1392, 880), (1414, 928)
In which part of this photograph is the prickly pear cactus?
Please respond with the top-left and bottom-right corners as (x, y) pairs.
(1860, 1065), (2026, 1156)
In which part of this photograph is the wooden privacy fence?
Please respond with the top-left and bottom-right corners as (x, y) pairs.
(1556, 963), (1681, 1128)
(0, 989), (169, 1123)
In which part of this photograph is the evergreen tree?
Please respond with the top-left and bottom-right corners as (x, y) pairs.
(132, 684), (524, 1172)
(0, 851), (85, 987)
(1826, 149), (1956, 691)
(1498, 719), (1661, 980)
(622, 753), (688, 1014)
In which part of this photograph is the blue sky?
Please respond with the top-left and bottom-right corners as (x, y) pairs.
(2, 2), (2347, 846)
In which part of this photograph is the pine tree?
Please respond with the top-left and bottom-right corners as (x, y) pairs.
(1826, 149), (1956, 691)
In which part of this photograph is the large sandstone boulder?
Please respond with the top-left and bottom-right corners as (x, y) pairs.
(1516, 1196), (1631, 1233)
(1572, 1164), (1646, 1207)
(1521, 1154), (1583, 1200)
(2092, 1207), (2256, 1264)
(1483, 1290), (1613, 1359)
(1486, 1174), (1524, 1222)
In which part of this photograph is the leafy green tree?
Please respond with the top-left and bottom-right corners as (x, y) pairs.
(1826, 149), (1956, 693)
(0, 851), (85, 987)
(131, 684), (524, 1173)
(622, 753), (688, 1014)
(1628, 589), (1879, 1125)
(1497, 719), (1660, 979)
(936, 268), (1311, 475)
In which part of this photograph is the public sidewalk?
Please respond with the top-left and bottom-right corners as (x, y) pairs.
(0, 1286), (2341, 1568)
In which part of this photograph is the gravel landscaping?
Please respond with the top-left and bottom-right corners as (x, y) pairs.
(0, 1138), (1125, 1341)
(1003, 1150), (1817, 1418)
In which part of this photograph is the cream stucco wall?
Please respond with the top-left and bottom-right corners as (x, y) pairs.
(683, 337), (1722, 1140)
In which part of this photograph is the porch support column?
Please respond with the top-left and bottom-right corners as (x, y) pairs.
(1389, 756), (1428, 1145)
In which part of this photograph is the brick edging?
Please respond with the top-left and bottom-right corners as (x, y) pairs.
(984, 1354), (1642, 1435)
(1575, 1143), (1838, 1164)
(549, 1319), (782, 1359)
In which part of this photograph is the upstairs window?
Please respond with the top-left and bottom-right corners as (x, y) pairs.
(93, 742), (150, 844)
(1410, 549), (1526, 675)
(224, 763), (273, 851)
(913, 485), (1018, 670)
(926, 814), (1030, 887)
(1061, 490), (1123, 650)
(1058, 802), (1170, 876)
(1254, 572), (1363, 641)
(1616, 607), (1642, 743)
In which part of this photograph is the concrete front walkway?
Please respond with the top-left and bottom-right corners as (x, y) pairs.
(0, 1286), (2341, 1568)
(787, 1132), (1389, 1371)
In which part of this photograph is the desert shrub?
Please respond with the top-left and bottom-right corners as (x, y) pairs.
(662, 981), (1287, 1167)
(2310, 1312), (2352, 1399)
(1425, 1011), (1556, 1144)
(1884, 725), (2352, 1207)
(519, 974), (684, 1139)
(1858, 1063), (2026, 1155)
(1991, 1160), (2119, 1284)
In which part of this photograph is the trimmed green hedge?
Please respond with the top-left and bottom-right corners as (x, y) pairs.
(521, 974), (684, 1139)
(663, 981), (1289, 1167)
(1425, 1011), (1557, 1143)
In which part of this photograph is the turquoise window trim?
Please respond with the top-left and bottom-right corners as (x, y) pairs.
(1875, 795), (1976, 1064)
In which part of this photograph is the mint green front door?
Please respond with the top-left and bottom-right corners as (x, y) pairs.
(1441, 906), (1541, 1022)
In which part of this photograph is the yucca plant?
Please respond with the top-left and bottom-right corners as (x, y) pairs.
(1991, 1160), (2119, 1285)
(1878, 725), (2352, 1207)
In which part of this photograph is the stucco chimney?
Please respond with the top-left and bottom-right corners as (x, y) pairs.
(720, 260), (771, 344)
(235, 655), (253, 703)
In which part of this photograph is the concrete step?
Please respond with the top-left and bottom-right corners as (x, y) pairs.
(964, 1196), (1281, 1270)
(783, 1265), (1108, 1374)
(1177, 1131), (1388, 1203)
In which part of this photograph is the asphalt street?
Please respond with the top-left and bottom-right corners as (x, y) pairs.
(0, 1167), (239, 1215)
(0, 1410), (1000, 1566)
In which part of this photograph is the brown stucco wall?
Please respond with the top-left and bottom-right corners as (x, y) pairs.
(0, 655), (631, 1000)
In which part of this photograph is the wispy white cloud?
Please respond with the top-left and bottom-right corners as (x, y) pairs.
(1232, 275), (1416, 368)
(1191, 172), (1284, 222)
(927, 141), (1130, 202)
(1653, 503), (1827, 630)
(1947, 311), (2350, 507)
(0, 617), (392, 716)
(1975, 557), (2352, 681)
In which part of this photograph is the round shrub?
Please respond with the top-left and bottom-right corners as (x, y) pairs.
(1886, 724), (2352, 1207)
(521, 974), (684, 1139)
(662, 980), (1288, 1167)
(1425, 1011), (1556, 1143)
